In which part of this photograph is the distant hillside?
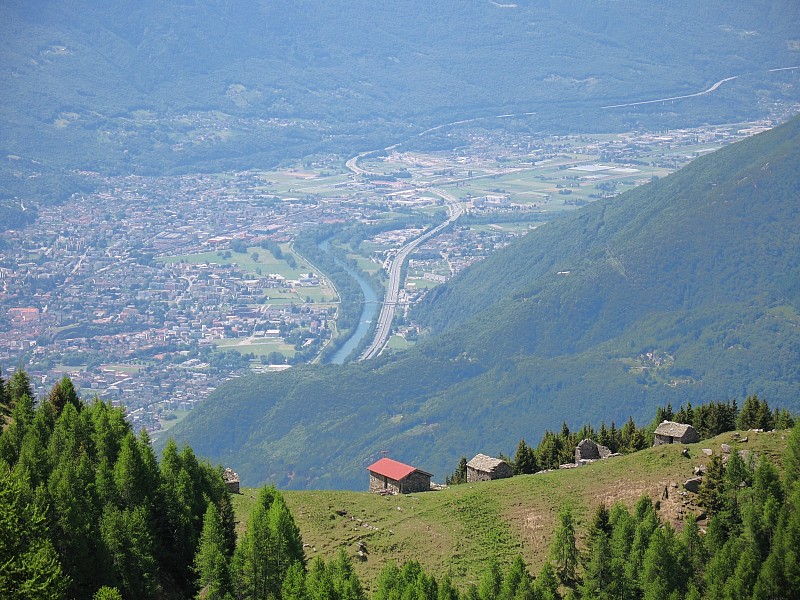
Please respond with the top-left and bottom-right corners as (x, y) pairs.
(2, 0), (799, 194)
(166, 115), (800, 490)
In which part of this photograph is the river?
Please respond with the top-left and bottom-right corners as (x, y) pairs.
(318, 241), (379, 364)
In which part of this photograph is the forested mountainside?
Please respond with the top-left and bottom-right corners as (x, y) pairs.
(2, 1), (799, 207)
(3, 367), (800, 599)
(166, 115), (800, 490)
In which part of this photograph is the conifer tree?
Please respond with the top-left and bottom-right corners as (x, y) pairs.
(579, 529), (615, 600)
(194, 503), (232, 600)
(548, 505), (578, 585)
(437, 573), (461, 600)
(0, 466), (69, 599)
(47, 375), (81, 417)
(478, 560), (502, 600)
(499, 556), (531, 600)
(7, 369), (34, 406)
(281, 561), (307, 600)
(640, 524), (687, 600)
(0, 368), (8, 423)
(307, 556), (337, 600)
(373, 562), (401, 600)
(513, 439), (538, 475)
(784, 418), (800, 489)
(532, 563), (559, 600)
(698, 453), (726, 516)
(328, 548), (365, 600)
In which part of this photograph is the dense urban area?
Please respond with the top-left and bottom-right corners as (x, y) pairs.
(0, 119), (780, 435)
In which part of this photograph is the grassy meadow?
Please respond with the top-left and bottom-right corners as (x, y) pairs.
(231, 429), (789, 592)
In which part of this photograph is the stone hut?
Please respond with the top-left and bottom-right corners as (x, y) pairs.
(653, 421), (700, 446)
(223, 467), (240, 494)
(367, 457), (432, 494)
(466, 454), (513, 483)
(574, 439), (612, 464)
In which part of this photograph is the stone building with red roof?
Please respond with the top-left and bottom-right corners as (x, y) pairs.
(367, 457), (432, 494)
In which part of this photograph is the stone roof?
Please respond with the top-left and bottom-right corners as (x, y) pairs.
(467, 454), (508, 472)
(654, 421), (695, 437)
(223, 467), (240, 483)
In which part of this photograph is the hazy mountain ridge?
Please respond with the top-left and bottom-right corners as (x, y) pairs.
(166, 115), (800, 490)
(2, 0), (798, 181)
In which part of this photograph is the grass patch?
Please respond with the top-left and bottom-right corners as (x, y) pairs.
(231, 430), (789, 592)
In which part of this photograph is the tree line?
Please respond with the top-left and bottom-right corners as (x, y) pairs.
(3, 370), (798, 599)
(447, 395), (795, 484)
(0, 369), (235, 599)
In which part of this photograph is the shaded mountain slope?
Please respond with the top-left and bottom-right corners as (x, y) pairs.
(166, 116), (800, 490)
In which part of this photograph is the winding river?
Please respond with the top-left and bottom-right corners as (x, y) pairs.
(318, 241), (379, 364)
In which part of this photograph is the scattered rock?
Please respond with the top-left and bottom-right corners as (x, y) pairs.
(684, 477), (703, 493)
(682, 448), (690, 458)
(741, 436), (748, 443)
(721, 443), (732, 454)
(731, 432), (740, 439)
(695, 511), (707, 522)
(335, 509), (348, 517)
(670, 482), (678, 488)
(702, 448), (713, 456)
(694, 465), (707, 476)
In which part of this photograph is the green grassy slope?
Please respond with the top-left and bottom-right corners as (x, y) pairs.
(232, 431), (790, 593)
(166, 116), (800, 490)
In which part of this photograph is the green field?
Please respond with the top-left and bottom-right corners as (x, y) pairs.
(214, 336), (297, 357)
(232, 430), (789, 592)
(159, 244), (313, 279)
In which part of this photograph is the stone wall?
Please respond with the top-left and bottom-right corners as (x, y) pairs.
(466, 462), (513, 483)
(369, 472), (401, 494)
(402, 470), (432, 493)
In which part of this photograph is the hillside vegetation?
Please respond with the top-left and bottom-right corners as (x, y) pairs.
(167, 115), (800, 490)
(231, 427), (795, 594)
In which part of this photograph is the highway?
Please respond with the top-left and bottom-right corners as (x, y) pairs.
(358, 189), (463, 360)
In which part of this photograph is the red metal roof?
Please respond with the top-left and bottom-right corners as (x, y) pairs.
(367, 457), (420, 481)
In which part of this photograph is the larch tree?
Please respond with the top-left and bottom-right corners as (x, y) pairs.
(548, 505), (578, 585)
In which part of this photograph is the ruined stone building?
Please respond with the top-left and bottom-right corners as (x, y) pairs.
(466, 454), (513, 482)
(653, 421), (700, 445)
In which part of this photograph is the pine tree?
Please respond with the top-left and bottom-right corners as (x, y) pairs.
(47, 375), (81, 417)
(93, 587), (123, 600)
(328, 548), (365, 600)
(579, 529), (615, 600)
(0, 367), (8, 424)
(7, 369), (34, 406)
(0, 467), (70, 599)
(548, 505), (578, 586)
(641, 525), (686, 600)
(438, 573), (461, 600)
(231, 485), (300, 600)
(784, 418), (800, 489)
(532, 563), (559, 600)
(499, 556), (531, 600)
(373, 562), (401, 600)
(513, 439), (538, 475)
(100, 504), (158, 599)
(282, 561), (307, 600)
(698, 453), (725, 516)
(478, 560), (502, 600)
(194, 503), (231, 600)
